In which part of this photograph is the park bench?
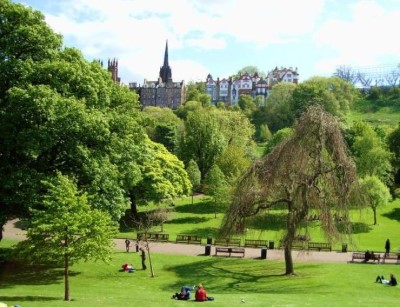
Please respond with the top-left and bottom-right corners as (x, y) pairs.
(307, 242), (332, 251)
(214, 238), (242, 247)
(137, 232), (169, 242)
(244, 239), (268, 248)
(351, 252), (381, 263)
(175, 234), (202, 245)
(215, 246), (245, 258)
(382, 253), (400, 264)
(279, 240), (306, 249)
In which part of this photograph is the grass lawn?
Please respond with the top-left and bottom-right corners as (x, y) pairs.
(1, 249), (400, 306)
(118, 196), (400, 253)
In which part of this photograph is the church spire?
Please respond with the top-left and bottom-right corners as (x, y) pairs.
(164, 40), (169, 67)
(159, 40), (172, 83)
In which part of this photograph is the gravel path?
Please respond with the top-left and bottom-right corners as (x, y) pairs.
(2, 219), (353, 263)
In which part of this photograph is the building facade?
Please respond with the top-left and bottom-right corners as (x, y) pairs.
(206, 67), (299, 105)
(129, 41), (185, 110)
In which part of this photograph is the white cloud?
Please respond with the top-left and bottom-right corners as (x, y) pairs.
(314, 0), (400, 68)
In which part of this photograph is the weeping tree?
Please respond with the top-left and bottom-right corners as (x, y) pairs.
(220, 105), (361, 275)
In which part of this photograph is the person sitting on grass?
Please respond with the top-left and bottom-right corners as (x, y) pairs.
(195, 283), (214, 301)
(172, 286), (194, 300)
(376, 274), (397, 286)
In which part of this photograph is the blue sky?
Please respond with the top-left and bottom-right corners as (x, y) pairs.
(16, 0), (400, 85)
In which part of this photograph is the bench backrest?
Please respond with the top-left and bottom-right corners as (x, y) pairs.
(215, 238), (241, 247)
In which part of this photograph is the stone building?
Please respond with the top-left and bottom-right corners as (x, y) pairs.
(206, 67), (299, 105)
(129, 41), (185, 110)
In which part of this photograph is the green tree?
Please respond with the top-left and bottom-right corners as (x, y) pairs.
(264, 128), (293, 156)
(263, 82), (297, 132)
(387, 124), (400, 190)
(128, 138), (192, 217)
(186, 159), (201, 204)
(142, 106), (182, 154)
(179, 109), (226, 180)
(216, 146), (250, 183)
(235, 66), (266, 78)
(259, 124), (272, 142)
(346, 121), (393, 184)
(17, 173), (117, 301)
(359, 175), (391, 225)
(221, 106), (360, 275)
(291, 76), (358, 119)
(205, 164), (231, 218)
(238, 94), (257, 117)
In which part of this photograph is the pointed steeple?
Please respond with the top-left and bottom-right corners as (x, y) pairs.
(159, 40), (172, 83)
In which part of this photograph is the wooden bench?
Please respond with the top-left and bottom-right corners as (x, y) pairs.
(215, 246), (245, 257)
(351, 252), (381, 263)
(279, 240), (306, 249)
(382, 253), (400, 264)
(214, 238), (241, 247)
(137, 232), (169, 242)
(244, 239), (268, 248)
(307, 242), (332, 251)
(175, 234), (202, 245)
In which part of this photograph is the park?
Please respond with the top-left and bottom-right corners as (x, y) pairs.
(1, 1), (400, 306)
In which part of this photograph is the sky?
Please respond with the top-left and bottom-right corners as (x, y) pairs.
(15, 0), (400, 85)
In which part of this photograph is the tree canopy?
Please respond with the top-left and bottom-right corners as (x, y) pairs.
(221, 106), (360, 275)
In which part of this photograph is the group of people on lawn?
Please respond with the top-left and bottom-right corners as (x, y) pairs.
(172, 284), (213, 301)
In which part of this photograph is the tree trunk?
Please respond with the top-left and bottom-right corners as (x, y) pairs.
(373, 207), (377, 225)
(146, 241), (155, 278)
(191, 192), (194, 205)
(64, 252), (70, 301)
(284, 205), (296, 275)
(129, 193), (138, 220)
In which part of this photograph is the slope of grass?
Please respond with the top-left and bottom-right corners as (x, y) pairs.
(1, 250), (400, 306)
(117, 195), (400, 253)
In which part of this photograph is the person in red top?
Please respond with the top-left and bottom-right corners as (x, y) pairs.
(195, 283), (208, 301)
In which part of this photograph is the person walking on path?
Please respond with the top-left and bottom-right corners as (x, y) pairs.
(125, 239), (130, 253)
(140, 247), (147, 270)
(385, 239), (391, 254)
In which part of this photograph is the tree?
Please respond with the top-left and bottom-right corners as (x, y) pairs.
(346, 121), (393, 184)
(216, 145), (251, 183)
(186, 159), (201, 204)
(291, 76), (358, 119)
(221, 106), (359, 275)
(0, 1), (191, 229)
(142, 106), (183, 154)
(259, 124), (272, 143)
(238, 94), (257, 117)
(359, 176), (391, 225)
(235, 66), (266, 79)
(334, 65), (358, 85)
(179, 109), (226, 180)
(205, 164), (231, 218)
(263, 128), (293, 156)
(16, 173), (117, 301)
(263, 82), (296, 132)
(128, 138), (192, 217)
(388, 124), (400, 190)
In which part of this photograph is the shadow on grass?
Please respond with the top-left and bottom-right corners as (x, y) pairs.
(336, 222), (371, 234)
(172, 227), (219, 239)
(382, 208), (400, 222)
(246, 213), (287, 231)
(0, 260), (79, 287)
(166, 216), (210, 224)
(175, 200), (223, 215)
(0, 295), (60, 302)
(164, 258), (320, 294)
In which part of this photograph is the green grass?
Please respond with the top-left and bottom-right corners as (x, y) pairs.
(1, 250), (400, 306)
(118, 195), (400, 253)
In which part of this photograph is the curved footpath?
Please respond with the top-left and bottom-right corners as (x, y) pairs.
(3, 219), (352, 263)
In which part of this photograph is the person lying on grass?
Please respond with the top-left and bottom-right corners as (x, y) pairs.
(376, 274), (397, 286)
